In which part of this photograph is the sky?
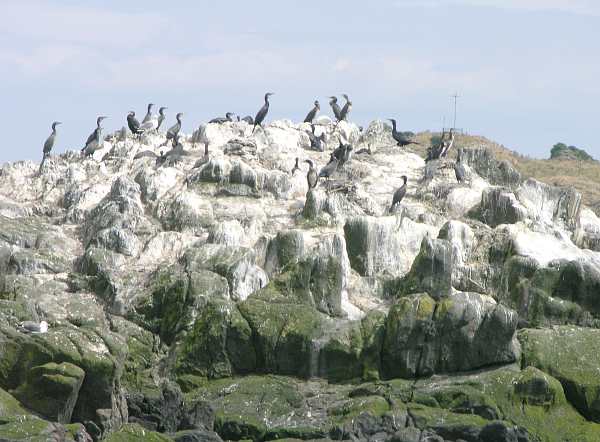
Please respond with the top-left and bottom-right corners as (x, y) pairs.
(1, 0), (599, 163)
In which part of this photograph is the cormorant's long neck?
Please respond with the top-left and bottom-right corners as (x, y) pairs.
(391, 120), (397, 132)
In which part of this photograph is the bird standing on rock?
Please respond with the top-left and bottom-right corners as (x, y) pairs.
(81, 116), (108, 157)
(318, 153), (339, 187)
(162, 113), (183, 146)
(339, 94), (352, 121)
(253, 92), (274, 133)
(127, 112), (143, 136)
(388, 119), (420, 147)
(39, 121), (61, 174)
(304, 100), (320, 123)
(141, 103), (154, 124)
(389, 175), (408, 213)
(291, 157), (300, 176)
(305, 159), (318, 189)
(329, 96), (342, 122)
(454, 151), (466, 183)
(307, 124), (326, 152)
(157, 107), (168, 131)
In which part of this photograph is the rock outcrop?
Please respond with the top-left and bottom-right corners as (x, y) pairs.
(1, 119), (600, 441)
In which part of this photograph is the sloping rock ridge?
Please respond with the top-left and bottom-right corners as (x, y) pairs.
(0, 119), (600, 441)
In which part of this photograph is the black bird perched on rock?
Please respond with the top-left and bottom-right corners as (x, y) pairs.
(242, 115), (254, 125)
(454, 152), (466, 183)
(440, 129), (455, 158)
(157, 107), (168, 131)
(162, 112), (183, 146)
(389, 176), (408, 213)
(319, 153), (339, 185)
(253, 92), (274, 133)
(209, 112), (235, 124)
(329, 96), (342, 122)
(305, 159), (318, 189)
(307, 124), (326, 152)
(388, 119), (420, 147)
(142, 103), (154, 124)
(127, 111), (143, 136)
(81, 116), (108, 157)
(304, 100), (320, 123)
(39, 121), (61, 174)
(339, 94), (352, 121)
(333, 139), (353, 167)
(291, 157), (300, 176)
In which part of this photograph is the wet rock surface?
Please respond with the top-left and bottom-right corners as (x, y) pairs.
(0, 120), (599, 440)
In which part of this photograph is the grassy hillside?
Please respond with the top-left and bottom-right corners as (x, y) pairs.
(410, 131), (600, 215)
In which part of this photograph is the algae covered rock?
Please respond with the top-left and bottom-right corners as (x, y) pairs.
(12, 361), (85, 424)
(519, 326), (600, 421)
(382, 292), (518, 378)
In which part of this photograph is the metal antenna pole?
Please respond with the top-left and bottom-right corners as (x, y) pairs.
(451, 92), (459, 129)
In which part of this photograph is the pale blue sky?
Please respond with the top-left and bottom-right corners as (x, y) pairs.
(1, 0), (599, 162)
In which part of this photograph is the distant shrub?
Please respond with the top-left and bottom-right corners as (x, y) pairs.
(550, 142), (594, 161)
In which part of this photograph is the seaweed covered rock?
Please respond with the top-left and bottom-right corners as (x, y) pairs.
(382, 292), (519, 378)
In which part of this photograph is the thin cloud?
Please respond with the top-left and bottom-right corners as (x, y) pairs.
(395, 0), (600, 16)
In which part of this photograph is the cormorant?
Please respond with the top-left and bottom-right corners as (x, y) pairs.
(253, 92), (274, 133)
(127, 111), (143, 136)
(318, 153), (339, 184)
(291, 157), (300, 176)
(339, 94), (352, 121)
(454, 152), (466, 183)
(209, 112), (235, 124)
(329, 96), (342, 121)
(162, 112), (183, 146)
(304, 100), (320, 123)
(39, 121), (61, 174)
(307, 124), (326, 152)
(140, 111), (159, 133)
(157, 107), (168, 131)
(440, 129), (455, 158)
(305, 159), (318, 189)
(389, 176), (408, 213)
(81, 116), (108, 157)
(242, 116), (254, 124)
(388, 119), (420, 147)
(191, 123), (209, 156)
(142, 103), (154, 124)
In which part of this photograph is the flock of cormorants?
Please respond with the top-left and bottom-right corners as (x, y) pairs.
(39, 93), (464, 212)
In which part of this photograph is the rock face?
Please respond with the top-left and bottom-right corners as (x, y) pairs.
(0, 119), (600, 440)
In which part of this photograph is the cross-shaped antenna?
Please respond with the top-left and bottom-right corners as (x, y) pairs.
(451, 92), (460, 129)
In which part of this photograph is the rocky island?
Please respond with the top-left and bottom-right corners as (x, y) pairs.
(0, 119), (599, 441)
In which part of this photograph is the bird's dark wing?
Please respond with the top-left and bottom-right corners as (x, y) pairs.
(254, 103), (269, 125)
(84, 128), (97, 147)
(304, 107), (317, 123)
(43, 134), (55, 154)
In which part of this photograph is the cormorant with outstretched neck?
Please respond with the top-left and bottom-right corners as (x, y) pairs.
(388, 119), (420, 147)
(39, 121), (61, 174)
(209, 112), (235, 124)
(329, 96), (342, 121)
(305, 159), (318, 189)
(454, 151), (466, 183)
(291, 157), (300, 176)
(162, 113), (183, 146)
(81, 116), (108, 157)
(304, 100), (320, 123)
(157, 107), (167, 131)
(307, 124), (326, 152)
(389, 176), (408, 213)
(142, 103), (154, 124)
(253, 92), (274, 133)
(339, 94), (352, 121)
(127, 111), (143, 136)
